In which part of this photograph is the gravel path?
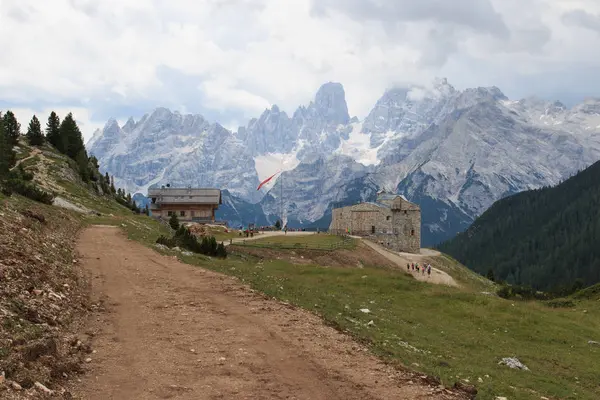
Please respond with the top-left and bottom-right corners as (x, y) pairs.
(357, 239), (458, 287)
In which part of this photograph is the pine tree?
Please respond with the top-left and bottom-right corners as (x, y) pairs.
(45, 112), (62, 150)
(2, 111), (21, 145)
(59, 113), (86, 159)
(104, 172), (110, 184)
(89, 155), (99, 169)
(75, 150), (90, 182)
(26, 115), (44, 146)
(110, 176), (116, 194)
(0, 118), (16, 178)
(169, 213), (180, 230)
(117, 188), (123, 198)
(486, 269), (495, 282)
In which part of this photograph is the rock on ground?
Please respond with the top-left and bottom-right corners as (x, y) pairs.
(498, 357), (529, 371)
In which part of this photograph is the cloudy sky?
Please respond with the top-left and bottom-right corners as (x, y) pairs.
(1, 0), (600, 141)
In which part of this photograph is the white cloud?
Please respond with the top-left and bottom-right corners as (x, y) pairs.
(1, 0), (600, 141)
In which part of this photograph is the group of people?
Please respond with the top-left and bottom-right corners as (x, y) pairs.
(407, 262), (432, 277)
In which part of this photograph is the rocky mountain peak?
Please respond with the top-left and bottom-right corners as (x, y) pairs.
(103, 118), (122, 137)
(431, 77), (457, 97)
(313, 82), (350, 126)
(122, 117), (136, 133)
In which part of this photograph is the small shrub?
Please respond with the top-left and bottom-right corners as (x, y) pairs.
(496, 284), (551, 301)
(18, 166), (34, 181)
(571, 283), (600, 300)
(156, 235), (176, 248)
(0, 183), (12, 196)
(169, 213), (180, 230)
(216, 242), (227, 258)
(158, 225), (227, 258)
(9, 165), (34, 181)
(497, 285), (511, 299)
(7, 179), (54, 205)
(545, 299), (576, 308)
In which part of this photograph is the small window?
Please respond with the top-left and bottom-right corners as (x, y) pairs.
(411, 229), (415, 236)
(189, 196), (193, 199)
(386, 216), (391, 221)
(404, 210), (407, 215)
(167, 211), (173, 216)
(180, 211), (186, 217)
(371, 225), (376, 234)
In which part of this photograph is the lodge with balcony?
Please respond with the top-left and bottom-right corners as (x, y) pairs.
(148, 186), (222, 223)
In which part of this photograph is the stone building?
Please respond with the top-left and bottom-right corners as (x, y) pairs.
(329, 192), (421, 253)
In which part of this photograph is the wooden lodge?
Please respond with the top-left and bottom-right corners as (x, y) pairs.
(148, 187), (222, 223)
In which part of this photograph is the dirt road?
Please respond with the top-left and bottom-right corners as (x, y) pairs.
(73, 226), (460, 400)
(357, 239), (458, 287)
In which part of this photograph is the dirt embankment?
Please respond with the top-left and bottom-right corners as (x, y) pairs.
(0, 201), (91, 398)
(70, 226), (467, 400)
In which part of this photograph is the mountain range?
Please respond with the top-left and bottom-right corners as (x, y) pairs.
(87, 78), (600, 245)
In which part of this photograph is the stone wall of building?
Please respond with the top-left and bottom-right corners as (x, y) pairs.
(391, 209), (421, 253)
(329, 196), (421, 254)
(330, 203), (393, 235)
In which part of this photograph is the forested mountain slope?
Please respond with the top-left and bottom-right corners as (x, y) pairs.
(439, 160), (600, 291)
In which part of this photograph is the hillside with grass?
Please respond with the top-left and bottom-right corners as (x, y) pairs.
(143, 230), (600, 400)
(439, 159), (600, 292)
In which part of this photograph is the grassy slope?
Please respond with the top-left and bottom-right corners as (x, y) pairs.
(237, 234), (356, 250)
(11, 141), (599, 400)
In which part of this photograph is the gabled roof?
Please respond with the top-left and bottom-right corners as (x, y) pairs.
(148, 187), (221, 205)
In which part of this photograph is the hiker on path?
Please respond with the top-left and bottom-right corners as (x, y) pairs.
(427, 265), (431, 276)
(407, 263), (410, 271)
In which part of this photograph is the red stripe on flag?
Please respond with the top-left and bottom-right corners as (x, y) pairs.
(257, 171), (280, 191)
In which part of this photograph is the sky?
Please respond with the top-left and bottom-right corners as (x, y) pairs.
(1, 0), (600, 141)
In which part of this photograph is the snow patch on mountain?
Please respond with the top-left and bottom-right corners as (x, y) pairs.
(333, 122), (393, 166)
